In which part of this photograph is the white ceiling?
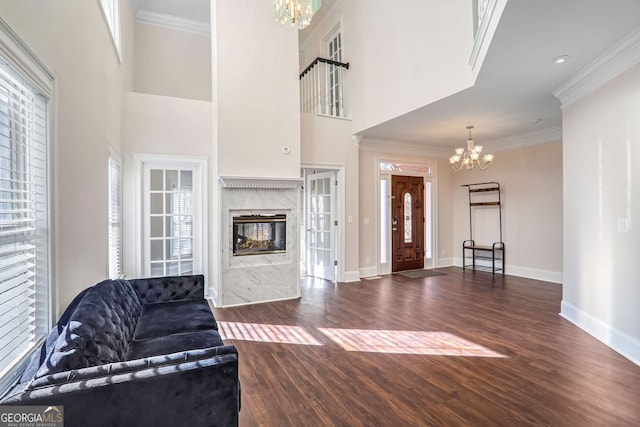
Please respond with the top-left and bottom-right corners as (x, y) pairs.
(352, 0), (640, 149)
(133, 0), (640, 151)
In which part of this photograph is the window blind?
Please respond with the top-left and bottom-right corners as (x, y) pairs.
(108, 155), (121, 279)
(0, 58), (49, 384)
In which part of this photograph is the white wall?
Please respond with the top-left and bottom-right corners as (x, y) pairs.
(214, 0), (300, 178)
(0, 0), (135, 315)
(315, 0), (476, 135)
(561, 64), (640, 364)
(134, 22), (211, 101)
(120, 92), (213, 281)
(451, 141), (564, 282)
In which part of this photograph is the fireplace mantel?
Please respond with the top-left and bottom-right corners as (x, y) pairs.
(219, 176), (303, 189)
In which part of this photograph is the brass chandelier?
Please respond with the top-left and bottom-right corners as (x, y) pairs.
(449, 126), (494, 171)
(272, 0), (322, 30)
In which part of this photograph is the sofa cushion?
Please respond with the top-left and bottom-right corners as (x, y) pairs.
(35, 279), (142, 378)
(134, 299), (217, 341)
(126, 330), (224, 361)
(129, 275), (205, 304)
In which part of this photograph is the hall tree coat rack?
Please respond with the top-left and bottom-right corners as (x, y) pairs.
(461, 182), (505, 275)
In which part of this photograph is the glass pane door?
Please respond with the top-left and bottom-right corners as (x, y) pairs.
(306, 171), (336, 281)
(145, 167), (196, 276)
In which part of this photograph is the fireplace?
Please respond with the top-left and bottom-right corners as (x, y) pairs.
(218, 176), (301, 307)
(232, 214), (287, 256)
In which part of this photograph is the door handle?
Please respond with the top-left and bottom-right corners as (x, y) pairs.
(392, 227), (398, 231)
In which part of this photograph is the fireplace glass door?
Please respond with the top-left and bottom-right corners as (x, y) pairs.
(233, 215), (286, 256)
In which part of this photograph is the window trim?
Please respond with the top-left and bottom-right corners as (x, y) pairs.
(97, 0), (122, 63)
(0, 17), (54, 394)
(323, 24), (346, 118)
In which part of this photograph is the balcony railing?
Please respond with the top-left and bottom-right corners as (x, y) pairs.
(299, 57), (350, 119)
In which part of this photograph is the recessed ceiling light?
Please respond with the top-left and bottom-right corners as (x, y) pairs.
(552, 55), (570, 64)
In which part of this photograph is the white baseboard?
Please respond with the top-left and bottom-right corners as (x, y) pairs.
(507, 265), (562, 284)
(217, 294), (301, 308)
(343, 270), (361, 282)
(561, 300), (640, 366)
(358, 267), (378, 279)
(451, 257), (562, 284)
(437, 257), (454, 268)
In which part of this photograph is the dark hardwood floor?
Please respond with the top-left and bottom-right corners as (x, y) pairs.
(211, 267), (640, 426)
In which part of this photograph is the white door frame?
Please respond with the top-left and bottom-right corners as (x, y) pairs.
(301, 164), (345, 282)
(377, 158), (437, 275)
(133, 154), (208, 281)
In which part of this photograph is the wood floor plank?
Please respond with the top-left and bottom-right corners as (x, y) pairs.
(212, 267), (640, 426)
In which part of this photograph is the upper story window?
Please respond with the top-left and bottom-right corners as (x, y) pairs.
(299, 23), (349, 119)
(0, 18), (53, 393)
(326, 27), (343, 117)
(98, 0), (121, 61)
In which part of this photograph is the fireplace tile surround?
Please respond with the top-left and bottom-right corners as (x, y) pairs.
(219, 177), (302, 306)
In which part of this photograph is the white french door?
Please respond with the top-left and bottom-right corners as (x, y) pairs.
(306, 171), (336, 281)
(141, 159), (204, 277)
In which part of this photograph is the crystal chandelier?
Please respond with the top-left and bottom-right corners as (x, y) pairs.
(449, 126), (494, 171)
(273, 0), (321, 30)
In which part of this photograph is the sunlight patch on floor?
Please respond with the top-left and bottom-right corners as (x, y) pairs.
(218, 321), (323, 346)
(317, 328), (507, 357)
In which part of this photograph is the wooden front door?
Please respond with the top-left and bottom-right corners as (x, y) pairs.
(392, 175), (424, 272)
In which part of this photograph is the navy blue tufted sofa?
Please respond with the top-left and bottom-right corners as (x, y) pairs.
(0, 275), (239, 427)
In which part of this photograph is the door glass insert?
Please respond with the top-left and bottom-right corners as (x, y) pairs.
(404, 192), (412, 243)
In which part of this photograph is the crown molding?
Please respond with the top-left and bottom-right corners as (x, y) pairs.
(489, 126), (563, 152)
(553, 26), (640, 108)
(135, 10), (210, 35)
(358, 125), (562, 159)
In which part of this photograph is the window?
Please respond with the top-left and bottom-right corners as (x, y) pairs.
(326, 28), (344, 117)
(108, 152), (122, 279)
(0, 19), (53, 391)
(98, 0), (121, 60)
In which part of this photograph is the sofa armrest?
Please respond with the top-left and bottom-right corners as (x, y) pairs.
(2, 346), (239, 427)
(129, 274), (205, 304)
